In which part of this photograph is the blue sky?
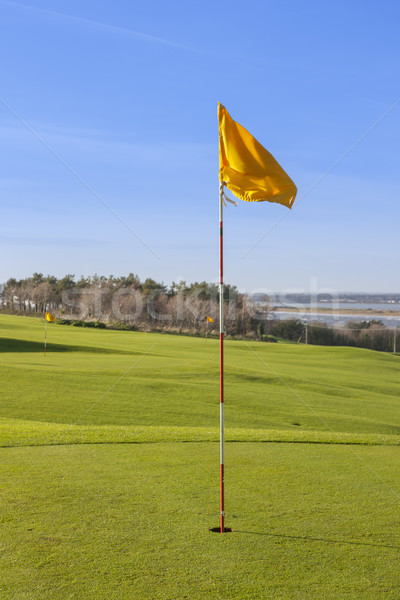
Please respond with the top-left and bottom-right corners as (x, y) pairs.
(1, 0), (399, 293)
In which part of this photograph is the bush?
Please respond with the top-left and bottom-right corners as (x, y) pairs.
(57, 318), (107, 328)
(265, 334), (278, 343)
(109, 322), (136, 331)
(272, 319), (304, 341)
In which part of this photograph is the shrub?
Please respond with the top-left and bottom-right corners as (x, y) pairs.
(109, 322), (136, 331)
(71, 320), (85, 327)
(272, 319), (304, 341)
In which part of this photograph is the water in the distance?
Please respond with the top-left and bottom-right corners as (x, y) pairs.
(271, 301), (400, 328)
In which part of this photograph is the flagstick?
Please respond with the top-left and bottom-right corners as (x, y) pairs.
(44, 319), (47, 356)
(219, 181), (225, 533)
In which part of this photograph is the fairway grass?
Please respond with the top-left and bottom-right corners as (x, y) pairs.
(1, 314), (400, 598)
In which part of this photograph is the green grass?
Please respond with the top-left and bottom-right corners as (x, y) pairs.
(1, 314), (400, 599)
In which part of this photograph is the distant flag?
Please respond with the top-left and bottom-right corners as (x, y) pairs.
(206, 316), (215, 323)
(44, 311), (56, 355)
(216, 103), (296, 534)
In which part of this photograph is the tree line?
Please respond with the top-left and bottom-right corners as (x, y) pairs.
(0, 273), (269, 337)
(1, 274), (397, 352)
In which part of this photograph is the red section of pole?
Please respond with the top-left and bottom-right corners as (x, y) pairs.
(220, 462), (224, 532)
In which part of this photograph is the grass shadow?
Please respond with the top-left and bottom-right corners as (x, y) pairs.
(0, 337), (135, 355)
(234, 530), (400, 550)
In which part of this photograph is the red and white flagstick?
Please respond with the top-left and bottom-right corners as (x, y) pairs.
(219, 181), (225, 533)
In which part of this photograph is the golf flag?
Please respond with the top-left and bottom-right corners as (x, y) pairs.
(218, 103), (297, 209)
(45, 311), (56, 323)
(216, 104), (297, 533)
(206, 316), (215, 323)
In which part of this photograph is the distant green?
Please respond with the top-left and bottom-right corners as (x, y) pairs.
(0, 314), (400, 599)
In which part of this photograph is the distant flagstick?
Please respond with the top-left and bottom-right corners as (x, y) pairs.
(44, 310), (56, 354)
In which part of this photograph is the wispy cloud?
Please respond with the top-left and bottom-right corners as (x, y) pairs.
(0, 0), (195, 52)
(0, 0), (255, 68)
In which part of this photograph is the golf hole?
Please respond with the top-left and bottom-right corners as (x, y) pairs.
(209, 527), (233, 533)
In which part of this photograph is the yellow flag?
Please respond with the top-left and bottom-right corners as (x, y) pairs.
(218, 103), (297, 209)
(206, 316), (215, 323)
(45, 311), (56, 323)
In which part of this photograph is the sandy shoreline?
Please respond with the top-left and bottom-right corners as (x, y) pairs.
(272, 306), (400, 317)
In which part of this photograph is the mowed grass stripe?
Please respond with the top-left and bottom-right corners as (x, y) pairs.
(2, 419), (400, 448)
